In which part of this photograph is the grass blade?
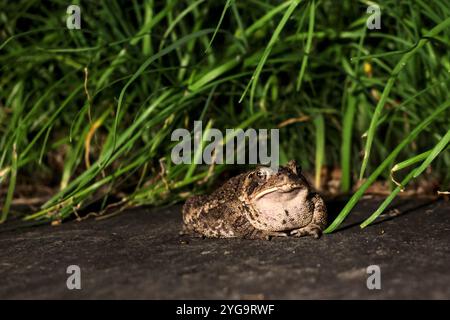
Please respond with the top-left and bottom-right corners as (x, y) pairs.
(314, 114), (325, 189)
(361, 130), (449, 228)
(412, 130), (450, 178)
(239, 0), (301, 110)
(324, 99), (450, 233)
(1, 143), (17, 223)
(205, 0), (232, 53)
(296, 0), (315, 91)
(359, 17), (450, 180)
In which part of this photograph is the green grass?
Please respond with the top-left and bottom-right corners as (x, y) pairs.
(0, 0), (449, 231)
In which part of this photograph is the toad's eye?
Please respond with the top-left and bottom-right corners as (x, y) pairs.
(255, 167), (274, 180)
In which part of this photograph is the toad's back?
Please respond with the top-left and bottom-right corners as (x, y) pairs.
(181, 173), (259, 238)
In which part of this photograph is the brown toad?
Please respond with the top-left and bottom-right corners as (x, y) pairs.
(181, 160), (327, 240)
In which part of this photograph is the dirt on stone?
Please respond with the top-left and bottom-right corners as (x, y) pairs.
(0, 197), (448, 299)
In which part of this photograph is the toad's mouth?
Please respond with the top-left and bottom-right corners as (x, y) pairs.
(254, 184), (302, 200)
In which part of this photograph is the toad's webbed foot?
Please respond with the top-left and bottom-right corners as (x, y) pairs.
(290, 224), (322, 239)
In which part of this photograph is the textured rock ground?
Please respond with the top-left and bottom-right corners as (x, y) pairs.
(0, 197), (449, 299)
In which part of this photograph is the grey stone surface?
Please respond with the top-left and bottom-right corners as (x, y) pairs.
(0, 197), (449, 299)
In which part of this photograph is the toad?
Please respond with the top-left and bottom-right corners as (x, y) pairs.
(181, 160), (327, 240)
